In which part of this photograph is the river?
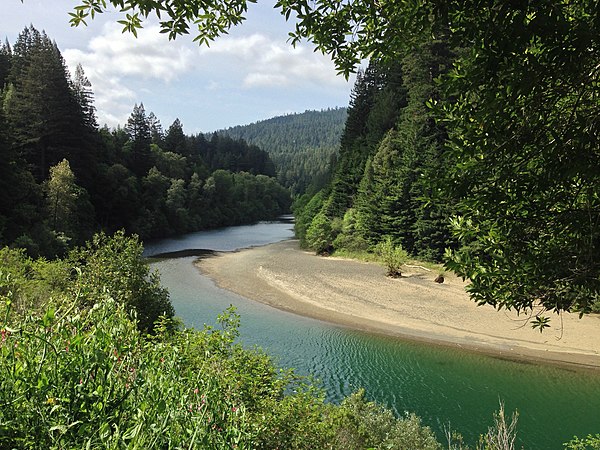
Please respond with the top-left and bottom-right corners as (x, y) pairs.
(145, 219), (600, 449)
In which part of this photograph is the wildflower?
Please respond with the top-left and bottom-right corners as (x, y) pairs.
(46, 397), (57, 406)
(193, 388), (199, 395)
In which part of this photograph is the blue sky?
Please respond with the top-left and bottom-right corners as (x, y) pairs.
(2, 0), (356, 134)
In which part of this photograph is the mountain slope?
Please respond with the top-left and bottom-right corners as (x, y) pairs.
(217, 108), (347, 195)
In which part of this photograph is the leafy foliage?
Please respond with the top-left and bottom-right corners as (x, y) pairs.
(565, 435), (600, 450)
(68, 231), (173, 334)
(69, 0), (257, 45)
(0, 240), (445, 449)
(435, 2), (600, 320)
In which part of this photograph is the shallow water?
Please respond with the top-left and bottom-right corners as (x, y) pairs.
(148, 221), (600, 449)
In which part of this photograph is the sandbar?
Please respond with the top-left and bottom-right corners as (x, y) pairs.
(196, 240), (600, 369)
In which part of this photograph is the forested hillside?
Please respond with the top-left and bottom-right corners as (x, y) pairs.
(0, 27), (290, 257)
(296, 40), (456, 263)
(218, 108), (347, 195)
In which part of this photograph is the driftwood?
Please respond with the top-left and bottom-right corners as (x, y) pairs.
(404, 264), (432, 272)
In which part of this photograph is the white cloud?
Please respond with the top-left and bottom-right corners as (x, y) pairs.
(65, 22), (194, 81)
(197, 33), (345, 89)
(63, 22), (194, 126)
(244, 73), (289, 87)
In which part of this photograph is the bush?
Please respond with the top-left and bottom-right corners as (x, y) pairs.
(68, 230), (173, 333)
(332, 390), (441, 450)
(0, 247), (70, 319)
(0, 295), (255, 449)
(0, 295), (446, 449)
(376, 236), (408, 277)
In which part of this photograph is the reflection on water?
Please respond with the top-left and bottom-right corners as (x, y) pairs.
(148, 222), (600, 450)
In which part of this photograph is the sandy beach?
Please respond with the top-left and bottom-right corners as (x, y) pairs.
(197, 239), (600, 369)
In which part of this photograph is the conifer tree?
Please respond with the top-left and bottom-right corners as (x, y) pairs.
(0, 100), (43, 246)
(72, 63), (97, 129)
(0, 39), (11, 90)
(398, 37), (455, 260)
(365, 131), (416, 250)
(164, 118), (187, 155)
(125, 103), (153, 177)
(6, 27), (96, 184)
(147, 111), (164, 146)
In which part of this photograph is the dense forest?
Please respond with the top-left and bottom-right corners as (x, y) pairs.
(218, 108), (347, 196)
(295, 41), (455, 262)
(0, 26), (291, 258)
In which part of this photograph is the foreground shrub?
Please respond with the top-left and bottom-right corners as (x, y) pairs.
(0, 297), (259, 449)
(0, 285), (445, 449)
(565, 435), (600, 450)
(0, 247), (70, 318)
(68, 230), (173, 333)
(332, 390), (441, 450)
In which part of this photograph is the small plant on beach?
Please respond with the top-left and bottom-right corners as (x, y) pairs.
(376, 236), (408, 278)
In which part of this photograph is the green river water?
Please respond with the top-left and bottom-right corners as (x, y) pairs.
(146, 221), (600, 449)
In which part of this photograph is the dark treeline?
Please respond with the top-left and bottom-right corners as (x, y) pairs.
(218, 108), (347, 196)
(296, 38), (456, 263)
(0, 26), (291, 257)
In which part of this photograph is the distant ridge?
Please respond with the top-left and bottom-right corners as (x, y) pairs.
(216, 108), (347, 195)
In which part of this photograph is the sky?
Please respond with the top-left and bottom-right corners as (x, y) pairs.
(1, 0), (356, 134)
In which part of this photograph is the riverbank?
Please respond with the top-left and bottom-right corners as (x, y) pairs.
(196, 239), (600, 369)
